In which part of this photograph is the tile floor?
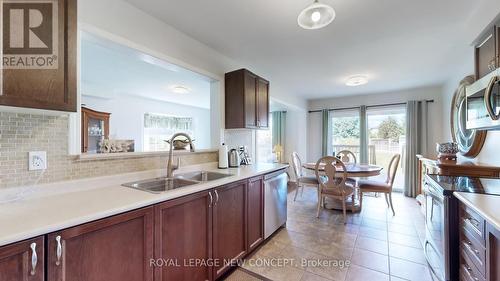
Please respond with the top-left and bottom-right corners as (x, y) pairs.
(224, 185), (433, 281)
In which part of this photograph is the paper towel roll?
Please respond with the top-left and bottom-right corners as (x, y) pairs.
(218, 143), (228, 169)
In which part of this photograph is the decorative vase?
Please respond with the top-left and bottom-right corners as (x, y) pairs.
(436, 142), (459, 162)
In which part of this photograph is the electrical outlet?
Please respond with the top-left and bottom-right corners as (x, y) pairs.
(28, 151), (47, 171)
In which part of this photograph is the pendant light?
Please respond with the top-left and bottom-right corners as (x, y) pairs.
(297, 0), (336, 30)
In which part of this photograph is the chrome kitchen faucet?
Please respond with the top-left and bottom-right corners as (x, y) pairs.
(166, 133), (195, 178)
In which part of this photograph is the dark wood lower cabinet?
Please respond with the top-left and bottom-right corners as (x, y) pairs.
(486, 224), (500, 281)
(47, 207), (154, 281)
(0, 236), (44, 281)
(154, 191), (213, 281)
(458, 201), (500, 281)
(213, 181), (247, 279)
(247, 176), (264, 252)
(0, 172), (278, 281)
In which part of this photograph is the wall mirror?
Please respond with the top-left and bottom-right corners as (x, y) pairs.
(78, 32), (218, 155)
(451, 75), (487, 157)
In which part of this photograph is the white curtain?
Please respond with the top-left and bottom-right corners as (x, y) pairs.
(404, 100), (428, 197)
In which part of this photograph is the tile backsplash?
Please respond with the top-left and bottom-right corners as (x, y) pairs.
(0, 112), (217, 189)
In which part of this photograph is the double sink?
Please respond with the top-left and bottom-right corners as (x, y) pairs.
(122, 171), (233, 194)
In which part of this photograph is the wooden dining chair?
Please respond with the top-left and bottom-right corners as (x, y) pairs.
(336, 150), (357, 164)
(336, 150), (358, 187)
(315, 156), (355, 223)
(357, 154), (401, 216)
(290, 152), (319, 201)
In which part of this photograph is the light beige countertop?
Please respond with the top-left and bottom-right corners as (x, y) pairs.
(0, 162), (288, 247)
(454, 192), (500, 231)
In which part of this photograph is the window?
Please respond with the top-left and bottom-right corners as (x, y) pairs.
(331, 109), (361, 159)
(367, 105), (406, 190)
(143, 113), (194, 151)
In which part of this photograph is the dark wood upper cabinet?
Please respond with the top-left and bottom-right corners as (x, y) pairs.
(47, 207), (154, 281)
(225, 69), (269, 129)
(475, 20), (500, 80)
(212, 180), (247, 279)
(0, 236), (44, 281)
(496, 23), (500, 70)
(81, 107), (111, 153)
(256, 78), (270, 128)
(247, 176), (264, 253)
(154, 191), (213, 281)
(244, 71), (258, 128)
(0, 0), (77, 112)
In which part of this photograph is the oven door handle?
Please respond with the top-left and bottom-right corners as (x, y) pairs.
(424, 241), (444, 281)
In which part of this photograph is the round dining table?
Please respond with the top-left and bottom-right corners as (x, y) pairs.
(302, 162), (383, 212)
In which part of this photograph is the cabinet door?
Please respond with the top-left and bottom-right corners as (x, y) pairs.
(486, 223), (500, 281)
(475, 28), (497, 79)
(256, 78), (269, 128)
(47, 207), (154, 281)
(0, 236), (44, 281)
(154, 191), (213, 281)
(247, 176), (264, 252)
(496, 24), (500, 68)
(244, 71), (258, 128)
(213, 181), (247, 279)
(0, 0), (77, 112)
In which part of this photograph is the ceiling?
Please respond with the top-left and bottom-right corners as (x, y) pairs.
(81, 32), (212, 109)
(124, 0), (500, 100)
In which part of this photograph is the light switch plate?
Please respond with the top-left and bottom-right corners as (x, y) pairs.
(28, 151), (47, 171)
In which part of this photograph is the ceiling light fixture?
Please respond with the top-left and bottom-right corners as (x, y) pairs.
(298, 0), (336, 30)
(345, 75), (368, 87)
(171, 85), (190, 94)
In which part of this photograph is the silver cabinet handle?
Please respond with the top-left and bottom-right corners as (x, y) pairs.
(30, 242), (37, 276)
(214, 190), (219, 206)
(464, 240), (480, 255)
(208, 192), (213, 207)
(55, 235), (62, 266)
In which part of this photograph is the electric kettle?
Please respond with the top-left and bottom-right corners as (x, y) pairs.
(228, 149), (240, 167)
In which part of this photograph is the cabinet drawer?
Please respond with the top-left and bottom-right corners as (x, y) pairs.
(460, 205), (485, 245)
(460, 251), (486, 281)
(460, 227), (486, 276)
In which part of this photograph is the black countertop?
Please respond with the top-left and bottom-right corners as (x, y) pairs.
(426, 174), (500, 196)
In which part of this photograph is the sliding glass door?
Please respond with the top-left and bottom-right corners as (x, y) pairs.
(367, 105), (406, 191)
(330, 109), (361, 160)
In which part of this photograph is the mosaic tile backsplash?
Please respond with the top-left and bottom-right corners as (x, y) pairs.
(0, 112), (217, 189)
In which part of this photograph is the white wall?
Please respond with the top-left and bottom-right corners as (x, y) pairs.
(285, 108), (308, 163)
(77, 0), (309, 160)
(307, 85), (444, 162)
(82, 95), (211, 150)
(78, 0), (306, 109)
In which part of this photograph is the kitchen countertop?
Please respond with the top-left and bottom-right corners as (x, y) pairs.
(0, 162), (288, 247)
(454, 192), (500, 231)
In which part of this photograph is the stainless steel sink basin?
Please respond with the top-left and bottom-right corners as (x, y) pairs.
(122, 171), (233, 193)
(122, 177), (199, 194)
(175, 171), (233, 182)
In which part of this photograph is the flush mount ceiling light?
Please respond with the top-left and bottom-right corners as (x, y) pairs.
(297, 0), (336, 30)
(345, 75), (368, 87)
(171, 85), (190, 94)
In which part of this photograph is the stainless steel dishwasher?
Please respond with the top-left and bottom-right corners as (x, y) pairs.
(264, 169), (288, 238)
